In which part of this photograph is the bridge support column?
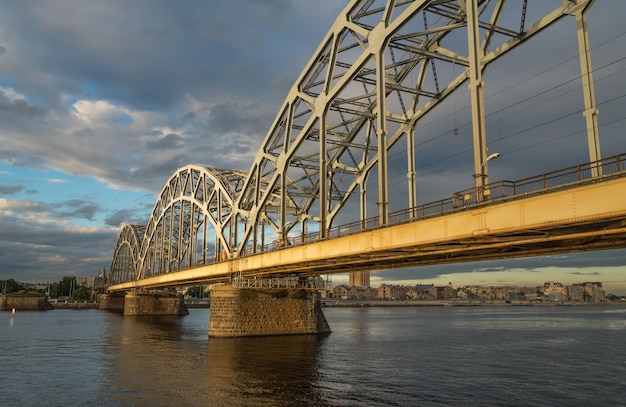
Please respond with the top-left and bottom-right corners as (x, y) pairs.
(123, 290), (189, 316)
(98, 292), (126, 312)
(208, 285), (330, 337)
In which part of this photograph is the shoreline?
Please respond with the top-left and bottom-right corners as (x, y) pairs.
(11, 298), (624, 311)
(321, 299), (624, 307)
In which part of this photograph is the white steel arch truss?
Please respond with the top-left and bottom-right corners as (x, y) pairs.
(109, 224), (145, 285)
(137, 165), (247, 279)
(110, 0), (601, 283)
(231, 0), (598, 257)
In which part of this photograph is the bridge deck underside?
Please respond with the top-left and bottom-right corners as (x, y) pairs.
(108, 177), (626, 291)
(257, 217), (626, 276)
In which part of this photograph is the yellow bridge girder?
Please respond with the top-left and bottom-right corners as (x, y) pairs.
(108, 176), (626, 292)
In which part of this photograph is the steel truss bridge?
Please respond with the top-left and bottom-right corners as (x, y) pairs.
(108, 0), (625, 291)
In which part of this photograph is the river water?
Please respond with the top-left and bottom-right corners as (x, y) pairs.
(1, 305), (624, 406)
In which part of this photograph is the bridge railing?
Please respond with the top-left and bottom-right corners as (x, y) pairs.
(245, 153), (625, 257)
(232, 275), (324, 289)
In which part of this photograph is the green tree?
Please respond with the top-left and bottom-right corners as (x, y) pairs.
(58, 276), (77, 297)
(1, 279), (25, 294)
(72, 286), (92, 301)
(48, 282), (60, 298)
(186, 286), (205, 298)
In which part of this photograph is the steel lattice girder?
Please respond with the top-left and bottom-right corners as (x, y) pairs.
(230, 0), (597, 257)
(110, 0), (600, 284)
(110, 224), (145, 284)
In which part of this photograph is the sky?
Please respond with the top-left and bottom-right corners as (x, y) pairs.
(0, 1), (625, 294)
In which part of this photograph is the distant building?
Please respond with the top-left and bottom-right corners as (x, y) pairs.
(414, 284), (437, 300)
(572, 282), (605, 302)
(378, 284), (405, 300)
(332, 284), (374, 299)
(543, 281), (565, 295)
(567, 284), (585, 302)
(349, 270), (370, 287)
(76, 269), (107, 297)
(436, 283), (455, 300)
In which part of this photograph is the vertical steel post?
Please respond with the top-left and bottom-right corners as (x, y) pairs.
(575, 4), (601, 176)
(466, 0), (489, 193)
(376, 44), (389, 225)
(319, 101), (328, 239)
(360, 186), (367, 230)
(203, 215), (207, 265)
(407, 125), (417, 217)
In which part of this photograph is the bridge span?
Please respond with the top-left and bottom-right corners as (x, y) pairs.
(108, 154), (626, 291)
(102, 0), (624, 336)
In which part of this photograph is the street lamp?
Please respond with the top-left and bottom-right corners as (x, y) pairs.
(483, 152), (500, 166)
(473, 152), (500, 202)
(473, 152), (500, 178)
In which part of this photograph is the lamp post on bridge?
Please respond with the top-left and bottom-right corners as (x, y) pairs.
(472, 152), (500, 202)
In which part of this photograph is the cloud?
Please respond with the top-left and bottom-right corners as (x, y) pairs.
(59, 199), (101, 221)
(372, 250), (626, 285)
(0, 229), (116, 282)
(145, 132), (185, 150)
(0, 184), (25, 195)
(0, 197), (101, 223)
(569, 271), (601, 276)
(105, 209), (147, 228)
(0, 86), (48, 120)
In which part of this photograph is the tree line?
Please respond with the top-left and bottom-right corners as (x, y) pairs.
(1, 277), (92, 301)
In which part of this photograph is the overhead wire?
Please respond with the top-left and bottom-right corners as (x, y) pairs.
(392, 31), (626, 180)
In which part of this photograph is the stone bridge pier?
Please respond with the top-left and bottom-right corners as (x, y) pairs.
(99, 290), (188, 316)
(208, 284), (330, 337)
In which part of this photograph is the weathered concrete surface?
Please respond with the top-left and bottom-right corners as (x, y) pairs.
(123, 291), (189, 316)
(208, 284), (331, 337)
(99, 293), (126, 312)
(0, 295), (53, 310)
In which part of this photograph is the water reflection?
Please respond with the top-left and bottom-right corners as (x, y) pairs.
(206, 335), (329, 406)
(104, 312), (330, 406)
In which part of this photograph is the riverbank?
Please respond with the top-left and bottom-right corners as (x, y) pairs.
(48, 299), (99, 309)
(321, 299), (624, 307)
(49, 298), (211, 309)
(12, 298), (624, 311)
(1, 294), (54, 310)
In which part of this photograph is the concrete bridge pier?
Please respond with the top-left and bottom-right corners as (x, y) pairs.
(123, 290), (189, 316)
(99, 292), (126, 312)
(100, 290), (188, 315)
(208, 284), (331, 337)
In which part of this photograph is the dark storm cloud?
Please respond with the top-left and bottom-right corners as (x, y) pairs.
(569, 271), (601, 276)
(0, 198), (101, 222)
(0, 1), (342, 195)
(0, 184), (25, 195)
(105, 208), (147, 228)
(145, 133), (185, 150)
(0, 0), (330, 113)
(0, 218), (117, 281)
(0, 213), (111, 248)
(58, 199), (101, 221)
(209, 102), (264, 134)
(0, 91), (47, 118)
(128, 153), (190, 190)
